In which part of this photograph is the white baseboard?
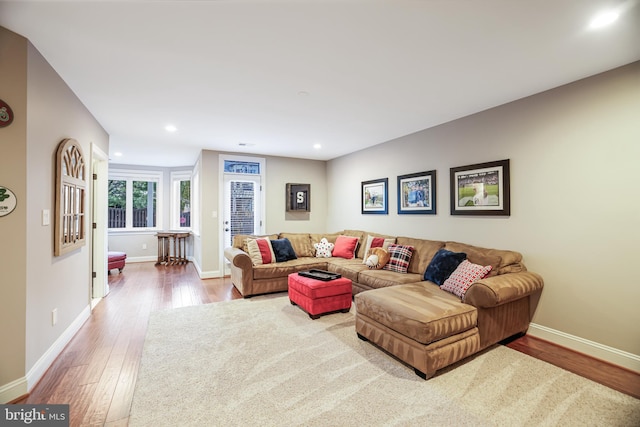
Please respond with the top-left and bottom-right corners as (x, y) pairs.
(192, 259), (221, 279)
(124, 256), (220, 278)
(26, 305), (91, 390)
(528, 323), (640, 372)
(0, 305), (90, 403)
(0, 377), (27, 404)
(125, 256), (157, 263)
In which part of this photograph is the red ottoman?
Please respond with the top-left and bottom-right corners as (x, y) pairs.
(108, 251), (127, 273)
(288, 273), (352, 319)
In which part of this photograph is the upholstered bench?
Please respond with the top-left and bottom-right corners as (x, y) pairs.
(355, 283), (481, 379)
(108, 251), (127, 273)
(288, 273), (352, 319)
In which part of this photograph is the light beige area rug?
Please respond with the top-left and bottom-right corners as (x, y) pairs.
(130, 295), (639, 426)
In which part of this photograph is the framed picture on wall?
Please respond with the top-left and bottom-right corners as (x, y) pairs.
(397, 170), (436, 215)
(361, 178), (388, 214)
(286, 183), (310, 212)
(450, 159), (510, 216)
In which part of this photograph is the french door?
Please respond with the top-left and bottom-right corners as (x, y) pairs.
(220, 155), (265, 275)
(223, 174), (263, 249)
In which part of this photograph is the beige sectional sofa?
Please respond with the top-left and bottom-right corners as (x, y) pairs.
(224, 229), (543, 379)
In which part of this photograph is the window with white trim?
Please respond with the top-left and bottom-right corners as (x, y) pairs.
(108, 170), (162, 230)
(170, 171), (191, 230)
(191, 165), (200, 235)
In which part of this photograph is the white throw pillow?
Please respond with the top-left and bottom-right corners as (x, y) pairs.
(313, 238), (334, 258)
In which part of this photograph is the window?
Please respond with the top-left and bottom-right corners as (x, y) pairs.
(191, 166), (200, 235)
(108, 170), (162, 230)
(55, 138), (87, 255)
(223, 160), (261, 174)
(170, 171), (191, 230)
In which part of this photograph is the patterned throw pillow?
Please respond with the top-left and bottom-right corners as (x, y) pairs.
(361, 235), (396, 264)
(246, 238), (275, 265)
(382, 244), (415, 273)
(314, 238), (334, 258)
(441, 260), (493, 299)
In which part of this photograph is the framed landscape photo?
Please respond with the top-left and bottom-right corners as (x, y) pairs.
(397, 170), (436, 215)
(450, 159), (510, 216)
(362, 178), (388, 214)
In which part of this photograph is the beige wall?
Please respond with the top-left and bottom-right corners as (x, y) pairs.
(193, 150), (327, 277)
(263, 156), (327, 234)
(25, 42), (109, 371)
(327, 62), (640, 361)
(0, 27), (109, 402)
(0, 26), (28, 395)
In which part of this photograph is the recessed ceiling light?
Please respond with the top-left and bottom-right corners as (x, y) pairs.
(313, 144), (322, 150)
(589, 10), (620, 29)
(298, 91), (310, 97)
(114, 152), (123, 157)
(165, 125), (177, 132)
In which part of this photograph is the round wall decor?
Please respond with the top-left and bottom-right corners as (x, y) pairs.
(0, 99), (14, 127)
(0, 186), (17, 216)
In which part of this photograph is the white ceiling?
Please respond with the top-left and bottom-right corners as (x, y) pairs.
(1, 1), (639, 167)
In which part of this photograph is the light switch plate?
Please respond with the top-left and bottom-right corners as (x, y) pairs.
(42, 209), (50, 226)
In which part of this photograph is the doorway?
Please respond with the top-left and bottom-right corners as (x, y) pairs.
(91, 145), (109, 307)
(220, 156), (265, 275)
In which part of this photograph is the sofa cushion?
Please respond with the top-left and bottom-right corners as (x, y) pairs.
(270, 238), (298, 262)
(326, 258), (369, 283)
(361, 234), (396, 264)
(333, 235), (359, 259)
(313, 238), (334, 258)
(246, 238), (276, 265)
(444, 242), (525, 276)
(252, 258), (328, 280)
(395, 237), (445, 275)
(233, 234), (279, 253)
(383, 244), (414, 273)
(441, 260), (493, 298)
(311, 233), (341, 245)
(357, 269), (424, 289)
(279, 233), (315, 257)
(424, 249), (467, 285)
(355, 283), (477, 345)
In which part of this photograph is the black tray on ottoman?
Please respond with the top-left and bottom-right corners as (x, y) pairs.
(298, 269), (342, 281)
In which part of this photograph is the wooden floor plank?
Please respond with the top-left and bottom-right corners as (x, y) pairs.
(505, 334), (640, 398)
(12, 261), (639, 426)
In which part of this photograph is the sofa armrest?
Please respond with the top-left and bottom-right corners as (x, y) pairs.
(224, 247), (252, 270)
(463, 271), (543, 308)
(224, 247), (254, 297)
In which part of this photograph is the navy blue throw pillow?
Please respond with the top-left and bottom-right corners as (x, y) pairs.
(424, 249), (467, 285)
(271, 238), (298, 263)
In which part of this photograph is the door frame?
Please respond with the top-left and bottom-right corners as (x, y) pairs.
(219, 155), (266, 276)
(91, 144), (109, 307)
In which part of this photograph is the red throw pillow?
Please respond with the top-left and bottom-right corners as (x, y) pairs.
(332, 235), (359, 259)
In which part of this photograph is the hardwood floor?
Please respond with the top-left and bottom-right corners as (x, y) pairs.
(13, 262), (639, 426)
